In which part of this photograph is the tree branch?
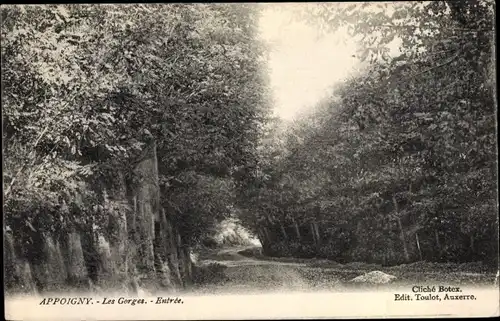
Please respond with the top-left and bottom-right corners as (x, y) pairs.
(411, 53), (460, 78)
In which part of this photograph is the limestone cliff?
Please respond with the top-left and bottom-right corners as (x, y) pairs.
(4, 143), (193, 294)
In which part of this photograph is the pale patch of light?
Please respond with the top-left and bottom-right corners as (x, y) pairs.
(259, 5), (360, 121)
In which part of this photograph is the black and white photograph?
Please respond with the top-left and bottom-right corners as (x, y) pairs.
(2, 2), (499, 319)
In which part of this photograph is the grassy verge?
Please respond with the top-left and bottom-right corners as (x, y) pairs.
(237, 247), (498, 285)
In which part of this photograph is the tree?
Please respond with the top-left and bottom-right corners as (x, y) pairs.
(246, 1), (497, 266)
(2, 4), (272, 291)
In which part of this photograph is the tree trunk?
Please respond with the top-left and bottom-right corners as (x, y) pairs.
(312, 221), (321, 245)
(257, 227), (268, 250)
(393, 196), (410, 262)
(166, 220), (182, 287)
(292, 218), (301, 241)
(177, 234), (193, 288)
(435, 230), (442, 256)
(310, 222), (317, 246)
(415, 232), (423, 261)
(397, 218), (410, 262)
(256, 228), (264, 246)
(183, 246), (193, 285)
(132, 196), (138, 234)
(263, 226), (272, 244)
(279, 222), (288, 242)
(153, 208), (173, 289)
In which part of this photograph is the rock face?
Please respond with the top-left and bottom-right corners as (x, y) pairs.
(350, 271), (397, 284)
(4, 232), (38, 295)
(5, 142), (193, 294)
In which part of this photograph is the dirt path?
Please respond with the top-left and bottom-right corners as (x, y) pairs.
(194, 247), (318, 293)
(191, 246), (498, 294)
(199, 246), (309, 267)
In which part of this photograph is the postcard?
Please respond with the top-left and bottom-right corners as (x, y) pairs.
(3, 2), (499, 320)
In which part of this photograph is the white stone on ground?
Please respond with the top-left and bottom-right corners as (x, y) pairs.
(350, 271), (397, 284)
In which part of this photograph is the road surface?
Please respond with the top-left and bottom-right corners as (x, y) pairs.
(190, 246), (498, 294)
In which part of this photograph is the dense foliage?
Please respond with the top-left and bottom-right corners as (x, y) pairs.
(2, 2), (497, 278)
(240, 1), (497, 266)
(2, 4), (270, 246)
